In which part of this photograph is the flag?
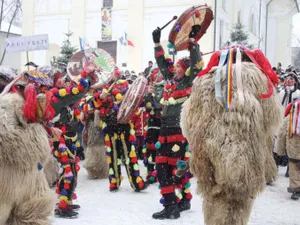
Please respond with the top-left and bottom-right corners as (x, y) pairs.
(119, 36), (127, 46)
(79, 37), (91, 50)
(125, 32), (134, 47)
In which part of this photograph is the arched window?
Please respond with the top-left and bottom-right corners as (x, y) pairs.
(249, 12), (257, 36)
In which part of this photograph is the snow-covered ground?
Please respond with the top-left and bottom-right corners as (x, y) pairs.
(52, 164), (300, 225)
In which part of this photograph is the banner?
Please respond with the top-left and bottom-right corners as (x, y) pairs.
(101, 8), (112, 41)
(5, 34), (49, 53)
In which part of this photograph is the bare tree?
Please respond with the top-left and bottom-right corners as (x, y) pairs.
(0, 0), (22, 65)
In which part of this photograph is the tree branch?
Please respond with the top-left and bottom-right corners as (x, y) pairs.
(0, 0), (5, 31)
(0, 1), (20, 65)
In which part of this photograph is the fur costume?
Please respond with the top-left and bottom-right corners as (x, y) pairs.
(0, 93), (54, 225)
(277, 116), (300, 194)
(181, 61), (282, 225)
(44, 156), (59, 187)
(83, 110), (108, 179)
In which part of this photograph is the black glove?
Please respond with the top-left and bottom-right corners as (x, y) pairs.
(189, 25), (201, 38)
(152, 29), (161, 44)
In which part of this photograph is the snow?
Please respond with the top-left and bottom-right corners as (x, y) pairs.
(52, 165), (300, 225)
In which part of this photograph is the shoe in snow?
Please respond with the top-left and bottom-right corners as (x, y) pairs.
(54, 207), (78, 219)
(178, 200), (191, 212)
(291, 192), (300, 200)
(152, 205), (180, 220)
(135, 181), (149, 192)
(71, 204), (81, 211)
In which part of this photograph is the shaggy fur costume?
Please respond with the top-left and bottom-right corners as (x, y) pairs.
(0, 93), (54, 225)
(277, 118), (300, 193)
(180, 62), (282, 225)
(83, 111), (108, 179)
(44, 156), (59, 187)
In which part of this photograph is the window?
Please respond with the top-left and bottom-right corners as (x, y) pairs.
(249, 13), (257, 36)
(219, 20), (224, 49)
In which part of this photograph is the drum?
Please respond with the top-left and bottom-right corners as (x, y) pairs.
(168, 5), (213, 51)
(67, 48), (115, 89)
(117, 76), (148, 124)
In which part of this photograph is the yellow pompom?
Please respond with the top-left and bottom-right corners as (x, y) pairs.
(185, 67), (191, 76)
(102, 122), (107, 129)
(60, 196), (68, 202)
(131, 145), (136, 151)
(120, 133), (125, 140)
(107, 157), (112, 164)
(114, 133), (118, 140)
(61, 151), (68, 156)
(75, 141), (81, 148)
(185, 152), (191, 158)
(184, 188), (191, 193)
(72, 88), (79, 95)
(94, 100), (100, 108)
(136, 177), (142, 183)
(54, 151), (59, 157)
(116, 93), (123, 101)
(129, 122), (134, 129)
(118, 79), (126, 84)
(99, 120), (103, 129)
(105, 134), (110, 142)
(129, 150), (136, 158)
(58, 89), (67, 97)
(111, 178), (117, 184)
(129, 176), (132, 183)
(146, 102), (152, 109)
(102, 89), (108, 93)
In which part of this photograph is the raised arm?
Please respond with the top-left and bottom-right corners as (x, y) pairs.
(152, 29), (174, 80)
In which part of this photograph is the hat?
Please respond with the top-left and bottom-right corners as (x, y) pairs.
(177, 57), (191, 72)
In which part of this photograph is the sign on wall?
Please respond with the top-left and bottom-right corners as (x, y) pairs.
(5, 34), (49, 53)
(103, 0), (113, 8)
(101, 8), (112, 41)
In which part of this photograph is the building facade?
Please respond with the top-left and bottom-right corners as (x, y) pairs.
(0, 21), (21, 70)
(22, 0), (299, 72)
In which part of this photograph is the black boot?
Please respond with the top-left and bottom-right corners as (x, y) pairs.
(291, 192), (300, 200)
(152, 205), (180, 220)
(54, 207), (78, 219)
(178, 200), (191, 212)
(135, 181), (149, 192)
(71, 204), (81, 211)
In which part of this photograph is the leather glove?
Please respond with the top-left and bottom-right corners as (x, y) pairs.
(152, 28), (161, 44)
(189, 25), (201, 38)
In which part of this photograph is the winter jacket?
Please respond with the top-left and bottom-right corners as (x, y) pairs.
(131, 107), (150, 137)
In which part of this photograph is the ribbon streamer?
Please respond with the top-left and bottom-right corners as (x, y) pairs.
(215, 50), (229, 106)
(235, 48), (244, 105)
(225, 49), (233, 110)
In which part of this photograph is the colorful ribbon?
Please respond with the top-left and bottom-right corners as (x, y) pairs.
(235, 48), (244, 105)
(225, 49), (233, 109)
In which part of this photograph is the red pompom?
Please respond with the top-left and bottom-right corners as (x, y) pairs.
(81, 70), (87, 78)
(76, 164), (80, 172)
(65, 87), (71, 94)
(166, 83), (172, 90)
(131, 157), (138, 163)
(94, 92), (100, 99)
(112, 89), (120, 96)
(129, 135), (135, 142)
(56, 188), (60, 194)
(74, 109), (80, 116)
(61, 126), (66, 134)
(110, 183), (116, 189)
(64, 183), (70, 190)
(72, 193), (77, 200)
(105, 141), (111, 147)
(59, 201), (68, 209)
(61, 156), (69, 163)
(172, 168), (176, 176)
(185, 193), (193, 200)
(78, 84), (85, 92)
(59, 136), (65, 144)
(65, 166), (72, 174)
(138, 181), (144, 189)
